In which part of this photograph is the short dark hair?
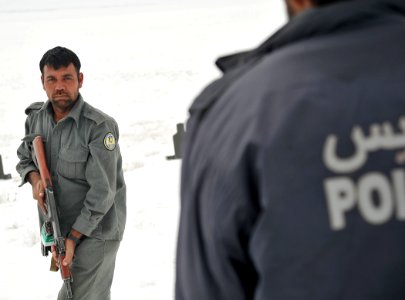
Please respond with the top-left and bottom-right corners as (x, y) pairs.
(39, 46), (81, 75)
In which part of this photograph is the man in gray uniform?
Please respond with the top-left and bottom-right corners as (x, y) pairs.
(16, 46), (126, 300)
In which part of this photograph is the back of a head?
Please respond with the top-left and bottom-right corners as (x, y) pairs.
(39, 46), (81, 75)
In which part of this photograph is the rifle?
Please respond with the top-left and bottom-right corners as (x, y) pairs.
(33, 136), (73, 299)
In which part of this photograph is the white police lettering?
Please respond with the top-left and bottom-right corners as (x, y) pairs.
(323, 117), (405, 173)
(323, 116), (405, 230)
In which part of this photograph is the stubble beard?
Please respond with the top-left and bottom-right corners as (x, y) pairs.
(50, 92), (77, 113)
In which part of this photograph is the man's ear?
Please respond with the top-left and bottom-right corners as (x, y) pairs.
(78, 72), (84, 88)
(41, 75), (45, 90)
(286, 0), (314, 16)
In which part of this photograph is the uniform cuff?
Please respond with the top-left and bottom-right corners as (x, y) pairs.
(19, 166), (38, 187)
(72, 215), (99, 237)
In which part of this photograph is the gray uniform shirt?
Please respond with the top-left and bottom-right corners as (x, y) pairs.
(16, 95), (126, 240)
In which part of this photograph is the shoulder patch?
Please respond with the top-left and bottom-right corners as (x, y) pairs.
(103, 133), (116, 151)
(25, 102), (44, 115)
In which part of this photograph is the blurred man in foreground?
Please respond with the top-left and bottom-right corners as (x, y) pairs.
(176, 0), (405, 299)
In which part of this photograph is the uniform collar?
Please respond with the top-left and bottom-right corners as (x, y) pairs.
(41, 94), (85, 127)
(215, 0), (405, 73)
(189, 0), (405, 115)
(66, 94), (85, 128)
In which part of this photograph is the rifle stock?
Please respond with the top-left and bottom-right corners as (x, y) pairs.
(32, 136), (73, 299)
(32, 136), (52, 189)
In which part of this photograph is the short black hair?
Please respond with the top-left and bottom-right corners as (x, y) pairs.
(39, 46), (81, 75)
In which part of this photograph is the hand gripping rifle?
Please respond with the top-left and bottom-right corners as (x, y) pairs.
(33, 136), (73, 299)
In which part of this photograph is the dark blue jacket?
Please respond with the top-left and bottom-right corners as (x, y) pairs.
(176, 0), (405, 299)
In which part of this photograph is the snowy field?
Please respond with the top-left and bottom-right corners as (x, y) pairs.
(0, 1), (286, 299)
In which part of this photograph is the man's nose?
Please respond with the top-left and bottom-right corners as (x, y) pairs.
(55, 85), (65, 93)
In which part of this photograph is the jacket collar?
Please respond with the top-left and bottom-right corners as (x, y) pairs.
(216, 0), (405, 73)
(41, 94), (84, 127)
(66, 94), (85, 127)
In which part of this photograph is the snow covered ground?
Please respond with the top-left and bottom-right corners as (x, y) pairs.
(0, 1), (286, 299)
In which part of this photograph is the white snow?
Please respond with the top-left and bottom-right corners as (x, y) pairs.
(0, 1), (286, 299)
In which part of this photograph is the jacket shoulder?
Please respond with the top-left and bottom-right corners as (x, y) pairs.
(82, 102), (113, 126)
(25, 102), (44, 115)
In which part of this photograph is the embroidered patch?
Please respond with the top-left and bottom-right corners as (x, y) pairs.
(103, 133), (116, 151)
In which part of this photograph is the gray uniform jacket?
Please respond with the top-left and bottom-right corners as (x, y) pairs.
(17, 95), (126, 240)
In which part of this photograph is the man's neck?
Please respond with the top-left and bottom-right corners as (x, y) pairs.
(52, 102), (76, 123)
(53, 109), (69, 122)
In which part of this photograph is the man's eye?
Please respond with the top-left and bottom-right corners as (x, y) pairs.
(47, 78), (56, 82)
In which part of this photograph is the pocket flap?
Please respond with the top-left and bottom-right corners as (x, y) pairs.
(59, 147), (89, 162)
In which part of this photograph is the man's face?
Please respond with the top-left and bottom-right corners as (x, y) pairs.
(41, 63), (83, 112)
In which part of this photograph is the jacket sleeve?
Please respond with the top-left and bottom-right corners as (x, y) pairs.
(71, 119), (121, 236)
(16, 117), (38, 186)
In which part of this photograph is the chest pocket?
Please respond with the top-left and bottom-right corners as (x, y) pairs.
(57, 147), (89, 180)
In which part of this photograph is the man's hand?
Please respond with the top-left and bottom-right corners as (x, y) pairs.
(52, 229), (83, 267)
(27, 171), (47, 214)
(63, 238), (77, 267)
